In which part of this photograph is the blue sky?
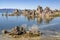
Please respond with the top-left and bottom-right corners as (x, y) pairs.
(0, 0), (60, 10)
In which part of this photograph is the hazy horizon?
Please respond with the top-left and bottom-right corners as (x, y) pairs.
(0, 0), (60, 10)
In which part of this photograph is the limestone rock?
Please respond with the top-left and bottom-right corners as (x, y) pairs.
(2, 30), (8, 34)
(29, 25), (41, 36)
(9, 26), (20, 35)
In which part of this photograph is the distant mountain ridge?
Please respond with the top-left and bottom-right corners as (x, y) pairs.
(0, 9), (22, 13)
(0, 9), (15, 13)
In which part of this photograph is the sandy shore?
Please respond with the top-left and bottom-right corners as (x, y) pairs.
(0, 34), (60, 40)
(0, 34), (41, 40)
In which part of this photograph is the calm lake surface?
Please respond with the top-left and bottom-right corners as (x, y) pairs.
(0, 13), (60, 33)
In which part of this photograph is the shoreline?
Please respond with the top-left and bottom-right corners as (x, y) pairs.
(0, 34), (60, 40)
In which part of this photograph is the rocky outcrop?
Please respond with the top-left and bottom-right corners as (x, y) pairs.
(35, 6), (43, 14)
(43, 7), (53, 14)
(28, 25), (41, 37)
(2, 25), (41, 37)
(9, 26), (26, 35)
(9, 9), (21, 16)
(23, 9), (30, 16)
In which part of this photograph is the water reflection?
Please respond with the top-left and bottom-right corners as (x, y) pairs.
(26, 15), (54, 24)
(44, 17), (54, 24)
(4, 15), (54, 25)
(5, 15), (9, 20)
(0, 14), (60, 32)
(37, 17), (42, 24)
(27, 16), (35, 21)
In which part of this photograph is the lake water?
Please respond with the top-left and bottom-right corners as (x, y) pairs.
(0, 13), (60, 34)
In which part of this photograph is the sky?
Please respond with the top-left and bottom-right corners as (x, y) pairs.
(0, 0), (60, 10)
